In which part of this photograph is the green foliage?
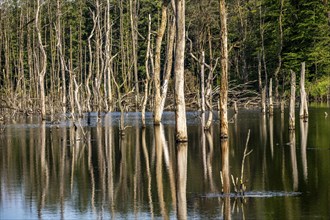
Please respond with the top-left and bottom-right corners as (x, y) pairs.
(307, 75), (330, 100)
(283, 0), (330, 77)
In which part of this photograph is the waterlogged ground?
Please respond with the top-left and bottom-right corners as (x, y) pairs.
(0, 104), (329, 219)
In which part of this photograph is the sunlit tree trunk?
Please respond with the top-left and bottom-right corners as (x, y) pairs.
(55, 0), (67, 114)
(129, 0), (139, 109)
(119, 0), (128, 92)
(35, 0), (47, 120)
(160, 13), (176, 121)
(69, 26), (75, 116)
(174, 0), (188, 142)
(205, 27), (215, 130)
(105, 0), (113, 112)
(219, 0), (229, 138)
(154, 0), (169, 124)
(142, 15), (152, 128)
(86, 13), (97, 112)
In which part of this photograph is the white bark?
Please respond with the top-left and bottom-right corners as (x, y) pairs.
(36, 0), (47, 120)
(174, 0), (187, 142)
(299, 62), (308, 120)
(154, 1), (169, 124)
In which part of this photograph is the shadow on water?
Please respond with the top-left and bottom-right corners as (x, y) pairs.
(0, 107), (330, 219)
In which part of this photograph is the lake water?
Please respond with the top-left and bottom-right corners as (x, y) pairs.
(0, 104), (329, 219)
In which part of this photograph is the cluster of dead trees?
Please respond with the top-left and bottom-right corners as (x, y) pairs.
(0, 0), (316, 143)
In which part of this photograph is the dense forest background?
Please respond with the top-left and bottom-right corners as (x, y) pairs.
(0, 0), (329, 116)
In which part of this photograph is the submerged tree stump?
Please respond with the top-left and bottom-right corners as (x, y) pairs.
(289, 70), (296, 130)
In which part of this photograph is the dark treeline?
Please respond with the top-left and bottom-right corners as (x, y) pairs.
(0, 0), (329, 117)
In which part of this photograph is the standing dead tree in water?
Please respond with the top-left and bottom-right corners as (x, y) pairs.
(289, 70), (296, 130)
(35, 0), (47, 120)
(299, 62), (308, 121)
(142, 15), (152, 128)
(231, 130), (253, 196)
(129, 0), (139, 109)
(219, 0), (229, 138)
(154, 0), (170, 124)
(153, 1), (176, 124)
(187, 33), (219, 130)
(174, 0), (188, 142)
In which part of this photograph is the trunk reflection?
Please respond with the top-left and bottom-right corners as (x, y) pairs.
(300, 120), (308, 182)
(176, 142), (187, 220)
(221, 139), (231, 220)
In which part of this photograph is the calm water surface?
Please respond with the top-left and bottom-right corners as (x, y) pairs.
(0, 105), (329, 219)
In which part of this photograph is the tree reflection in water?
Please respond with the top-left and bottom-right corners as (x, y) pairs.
(176, 141), (187, 220)
(1, 109), (330, 219)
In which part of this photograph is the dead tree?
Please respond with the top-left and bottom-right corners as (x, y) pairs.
(261, 85), (266, 114)
(219, 0), (229, 139)
(86, 12), (97, 112)
(154, 0), (170, 124)
(129, 0), (140, 109)
(299, 62), (308, 121)
(55, 0), (67, 114)
(269, 78), (273, 116)
(160, 13), (176, 115)
(174, 0), (188, 142)
(289, 70), (296, 130)
(274, 0), (284, 102)
(142, 15), (152, 128)
(35, 0), (47, 120)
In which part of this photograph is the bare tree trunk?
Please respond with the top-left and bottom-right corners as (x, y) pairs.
(274, 0), (284, 103)
(160, 13), (176, 118)
(269, 78), (273, 116)
(174, 0), (188, 142)
(289, 70), (296, 130)
(142, 15), (152, 128)
(201, 51), (206, 128)
(69, 26), (75, 116)
(221, 139), (230, 195)
(205, 27), (214, 130)
(86, 13), (97, 112)
(299, 62), (308, 121)
(73, 75), (82, 117)
(94, 0), (102, 113)
(35, 0), (47, 120)
(119, 0), (128, 92)
(261, 85), (266, 114)
(154, 1), (169, 124)
(129, 0), (139, 110)
(56, 0), (67, 114)
(105, 0), (113, 112)
(260, 5), (268, 94)
(219, 0), (229, 139)
(258, 51), (262, 92)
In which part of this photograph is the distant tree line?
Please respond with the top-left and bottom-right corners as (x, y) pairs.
(0, 0), (329, 118)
